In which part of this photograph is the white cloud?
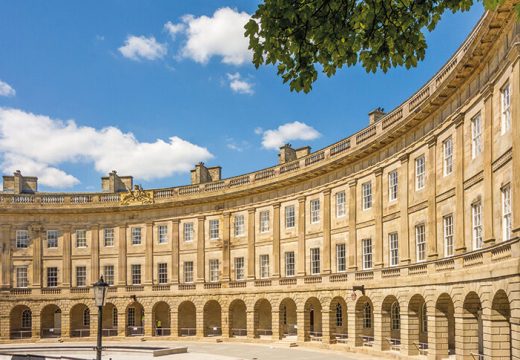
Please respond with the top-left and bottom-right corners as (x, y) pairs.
(0, 80), (15, 97)
(176, 7), (252, 65)
(258, 121), (321, 150)
(164, 21), (186, 39)
(118, 35), (167, 61)
(0, 108), (213, 188)
(226, 137), (250, 152)
(226, 73), (254, 95)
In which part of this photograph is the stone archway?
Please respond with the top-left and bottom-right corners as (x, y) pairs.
(152, 301), (171, 336)
(460, 292), (483, 358)
(304, 297), (322, 341)
(329, 297), (347, 343)
(434, 293), (455, 357)
(203, 300), (222, 337)
(487, 290), (511, 359)
(40, 304), (61, 338)
(9, 305), (32, 339)
(279, 298), (297, 339)
(102, 303), (118, 337)
(178, 301), (196, 337)
(355, 296), (374, 346)
(70, 303), (91, 338)
(254, 298), (272, 338)
(229, 299), (247, 337)
(381, 295), (400, 351)
(125, 301), (144, 336)
(407, 294), (428, 355)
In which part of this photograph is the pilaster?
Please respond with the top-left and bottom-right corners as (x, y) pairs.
(454, 114), (467, 254)
(297, 197), (306, 276)
(348, 180), (358, 270)
(322, 189), (332, 274)
(247, 209), (255, 279)
(144, 222), (153, 284)
(0, 225), (11, 288)
(62, 226), (72, 287)
(222, 212), (231, 282)
(90, 225), (99, 283)
(196, 216), (205, 283)
(399, 154), (411, 264)
(272, 203), (281, 277)
(30, 225), (42, 288)
(374, 168), (384, 268)
(482, 85), (495, 245)
(117, 224), (127, 286)
(511, 55), (520, 237)
(427, 136), (438, 259)
(171, 220), (179, 284)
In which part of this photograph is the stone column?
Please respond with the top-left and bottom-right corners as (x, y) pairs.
(61, 312), (70, 338)
(322, 310), (331, 344)
(31, 309), (41, 339)
(428, 313), (449, 360)
(323, 190), (332, 274)
(221, 307), (230, 338)
(373, 311), (383, 351)
(454, 114), (467, 254)
(171, 220), (179, 284)
(273, 203), (281, 277)
(482, 85), (495, 245)
(510, 53), (520, 238)
(374, 168), (384, 268)
(144, 222), (153, 285)
(297, 197), (306, 276)
(144, 308), (153, 337)
(297, 310), (305, 342)
(399, 155), (411, 264)
(222, 212), (231, 282)
(90, 225), (99, 283)
(483, 313), (511, 360)
(62, 226), (72, 287)
(117, 225), (127, 286)
(348, 180), (358, 270)
(427, 136), (438, 259)
(272, 310), (280, 340)
(0, 225), (11, 288)
(247, 209), (255, 279)
(196, 217), (205, 283)
(196, 309), (204, 338)
(117, 308), (126, 337)
(246, 310), (255, 339)
(171, 308), (179, 338)
(346, 305), (357, 347)
(400, 311), (414, 356)
(30, 225), (42, 288)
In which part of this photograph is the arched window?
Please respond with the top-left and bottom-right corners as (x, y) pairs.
(282, 305), (287, 325)
(391, 302), (400, 330)
(83, 308), (90, 327)
(363, 302), (372, 329)
(421, 303), (428, 333)
(113, 308), (118, 327)
(21, 310), (32, 329)
(336, 303), (343, 327)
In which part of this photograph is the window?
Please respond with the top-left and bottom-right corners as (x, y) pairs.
(209, 220), (219, 240)
(47, 230), (58, 248)
(285, 251), (295, 277)
(282, 305), (287, 325)
(502, 185), (512, 241)
(443, 137), (453, 176)
(83, 309), (90, 327)
(16, 267), (28, 288)
(21, 310), (32, 329)
(131, 264), (141, 285)
(103, 265), (115, 285)
(310, 248), (320, 275)
(415, 155), (425, 190)
(389, 232), (399, 267)
(16, 230), (29, 249)
(336, 191), (346, 217)
(421, 303), (428, 333)
(183, 261), (193, 283)
(388, 171), (398, 201)
(362, 182), (372, 210)
(104, 228), (114, 247)
(285, 205), (295, 228)
(76, 230), (87, 248)
(131, 227), (141, 245)
(416, 224), (426, 262)
(158, 225), (168, 244)
(362, 239), (373, 270)
(76, 266), (86, 287)
(260, 211), (270, 233)
(501, 82), (511, 134)
(336, 303), (343, 327)
(183, 222), (194, 242)
(443, 215), (454, 257)
(158, 263), (168, 284)
(391, 302), (400, 331)
(472, 202), (483, 250)
(260, 254), (269, 278)
(363, 302), (372, 329)
(336, 244), (346, 272)
(234, 215), (245, 236)
(47, 267), (58, 287)
(471, 114), (482, 158)
(310, 199), (320, 224)
(209, 259), (219, 282)
(113, 308), (118, 327)
(128, 307), (136, 327)
(234, 257), (245, 280)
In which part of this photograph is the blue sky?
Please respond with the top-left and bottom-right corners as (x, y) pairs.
(0, 0), (484, 192)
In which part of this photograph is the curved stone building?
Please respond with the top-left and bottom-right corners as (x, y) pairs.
(1, 4), (519, 360)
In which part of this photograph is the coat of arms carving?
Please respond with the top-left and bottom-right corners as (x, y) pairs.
(121, 185), (153, 205)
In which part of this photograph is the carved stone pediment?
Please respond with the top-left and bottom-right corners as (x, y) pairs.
(120, 185), (154, 206)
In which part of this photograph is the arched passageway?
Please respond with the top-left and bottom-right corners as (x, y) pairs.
(10, 305), (32, 339)
(229, 299), (247, 337)
(460, 292), (483, 358)
(381, 296), (400, 351)
(329, 297), (347, 343)
(102, 303), (118, 337)
(203, 300), (222, 337)
(279, 298), (297, 339)
(125, 301), (144, 336)
(254, 299), (272, 338)
(40, 305), (61, 338)
(434, 293), (455, 357)
(487, 290), (511, 359)
(407, 294), (428, 355)
(152, 301), (171, 336)
(70, 303), (91, 337)
(304, 297), (322, 341)
(355, 296), (374, 346)
(178, 301), (196, 337)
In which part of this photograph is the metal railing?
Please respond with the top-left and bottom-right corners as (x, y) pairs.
(127, 326), (144, 336)
(180, 327), (196, 336)
(309, 331), (323, 342)
(102, 328), (118, 337)
(256, 329), (272, 336)
(41, 327), (61, 338)
(154, 327), (171, 336)
(470, 353), (485, 360)
(10, 330), (32, 339)
(360, 335), (374, 347)
(206, 326), (222, 337)
(231, 328), (247, 337)
(386, 337), (401, 351)
(413, 342), (429, 356)
(70, 328), (90, 337)
(332, 332), (348, 343)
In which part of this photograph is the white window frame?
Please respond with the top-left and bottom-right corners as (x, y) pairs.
(310, 247), (320, 275)
(234, 215), (245, 236)
(47, 267), (58, 287)
(285, 205), (295, 228)
(443, 214), (454, 257)
(103, 265), (115, 285)
(336, 243), (346, 272)
(21, 310), (32, 329)
(389, 232), (399, 267)
(183, 222), (194, 242)
(335, 191), (346, 217)
(362, 239), (373, 270)
(131, 227), (141, 245)
(471, 114), (482, 159)
(362, 182), (372, 210)
(209, 259), (220, 282)
(47, 230), (58, 248)
(259, 254), (270, 278)
(472, 201), (483, 250)
(183, 261), (194, 283)
(16, 230), (29, 249)
(16, 267), (28, 288)
(260, 211), (270, 233)
(391, 302), (400, 331)
(158, 225), (168, 244)
(502, 185), (512, 241)
(501, 82), (511, 134)
(209, 219), (219, 240)
(415, 224), (426, 262)
(415, 155), (425, 190)
(104, 228), (114, 247)
(128, 307), (136, 327)
(83, 308), (90, 327)
(76, 229), (87, 248)
(234, 257), (245, 281)
(310, 199), (320, 224)
(76, 266), (86, 287)
(285, 251), (295, 277)
(158, 263), (168, 284)
(443, 137), (453, 176)
(131, 264), (141, 285)
(363, 302), (372, 329)
(388, 170), (398, 201)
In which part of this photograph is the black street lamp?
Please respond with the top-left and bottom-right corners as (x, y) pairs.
(93, 276), (109, 360)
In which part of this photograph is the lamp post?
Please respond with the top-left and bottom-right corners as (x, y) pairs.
(93, 276), (109, 360)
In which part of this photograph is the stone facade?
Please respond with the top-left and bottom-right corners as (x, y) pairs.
(0, 5), (519, 360)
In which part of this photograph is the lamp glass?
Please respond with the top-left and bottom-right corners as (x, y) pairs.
(93, 277), (108, 307)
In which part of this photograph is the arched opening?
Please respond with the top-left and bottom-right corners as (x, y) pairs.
(9, 305), (32, 339)
(408, 294), (428, 356)
(329, 297), (348, 343)
(125, 301), (144, 336)
(178, 301), (196, 337)
(461, 292), (483, 358)
(279, 298), (297, 339)
(229, 299), (247, 337)
(203, 300), (222, 337)
(102, 303), (118, 337)
(355, 296), (374, 346)
(488, 290), (511, 359)
(434, 293), (455, 357)
(304, 297), (322, 341)
(152, 301), (171, 336)
(40, 305), (61, 338)
(381, 296), (401, 351)
(70, 303), (91, 337)
(253, 299), (272, 338)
